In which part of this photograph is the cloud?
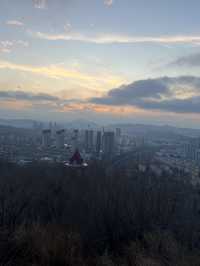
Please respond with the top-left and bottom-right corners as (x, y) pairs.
(171, 53), (200, 67)
(137, 97), (200, 114)
(33, 0), (47, 9)
(0, 90), (85, 113)
(0, 41), (13, 53)
(6, 20), (24, 27)
(0, 90), (59, 102)
(0, 40), (29, 53)
(16, 40), (29, 47)
(104, 0), (114, 6)
(0, 60), (126, 92)
(64, 22), (72, 32)
(30, 30), (200, 45)
(90, 76), (200, 114)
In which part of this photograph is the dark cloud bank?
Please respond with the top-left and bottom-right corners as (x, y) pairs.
(2, 75), (200, 115)
(90, 76), (200, 113)
(0, 91), (59, 101)
(171, 53), (200, 67)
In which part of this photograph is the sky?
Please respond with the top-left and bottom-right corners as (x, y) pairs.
(1, 0), (200, 127)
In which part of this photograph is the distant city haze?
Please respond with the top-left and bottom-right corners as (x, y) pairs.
(1, 0), (200, 128)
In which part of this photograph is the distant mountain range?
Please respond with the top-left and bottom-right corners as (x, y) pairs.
(0, 118), (99, 130)
(0, 119), (37, 129)
(107, 123), (200, 138)
(65, 119), (99, 129)
(0, 118), (200, 138)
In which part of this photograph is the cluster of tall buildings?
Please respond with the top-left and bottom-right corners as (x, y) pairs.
(42, 129), (65, 149)
(184, 138), (200, 163)
(56, 130), (65, 149)
(85, 130), (94, 152)
(42, 129), (51, 148)
(41, 127), (122, 157)
(84, 129), (120, 156)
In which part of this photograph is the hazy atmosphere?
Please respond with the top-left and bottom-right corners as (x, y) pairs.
(1, 0), (200, 127)
(2, 2), (200, 265)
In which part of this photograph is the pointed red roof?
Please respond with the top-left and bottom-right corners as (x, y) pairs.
(70, 149), (83, 165)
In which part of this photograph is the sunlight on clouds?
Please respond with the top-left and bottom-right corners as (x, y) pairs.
(32, 31), (200, 45)
(0, 100), (32, 110)
(60, 102), (141, 116)
(6, 20), (24, 27)
(58, 87), (104, 100)
(0, 60), (127, 96)
(170, 85), (200, 100)
(2, 95), (200, 122)
(0, 97), (140, 116)
(0, 41), (29, 54)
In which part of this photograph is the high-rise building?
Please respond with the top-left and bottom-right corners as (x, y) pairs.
(184, 138), (200, 164)
(49, 122), (53, 132)
(135, 136), (145, 147)
(184, 138), (200, 160)
(56, 129), (65, 149)
(115, 128), (121, 148)
(96, 131), (102, 154)
(116, 128), (121, 139)
(42, 129), (51, 148)
(195, 149), (200, 163)
(72, 129), (79, 150)
(103, 131), (115, 155)
(85, 130), (94, 152)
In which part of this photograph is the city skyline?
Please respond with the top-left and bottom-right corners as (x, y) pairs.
(1, 0), (200, 127)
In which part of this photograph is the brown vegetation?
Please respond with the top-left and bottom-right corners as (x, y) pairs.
(0, 160), (199, 265)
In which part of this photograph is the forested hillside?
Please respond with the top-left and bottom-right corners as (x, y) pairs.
(0, 160), (200, 265)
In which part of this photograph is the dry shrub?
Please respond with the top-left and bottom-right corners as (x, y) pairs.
(143, 231), (179, 261)
(124, 241), (142, 265)
(124, 241), (161, 266)
(136, 255), (162, 266)
(13, 223), (84, 266)
(96, 251), (115, 266)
